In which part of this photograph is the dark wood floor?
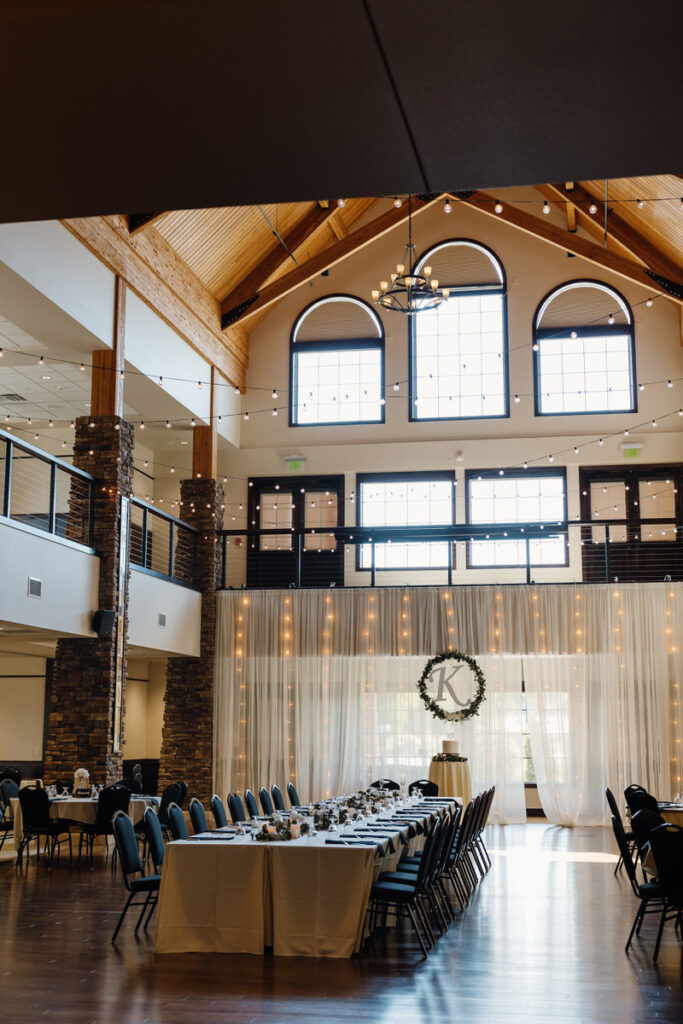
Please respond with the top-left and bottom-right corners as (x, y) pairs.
(1, 824), (681, 1024)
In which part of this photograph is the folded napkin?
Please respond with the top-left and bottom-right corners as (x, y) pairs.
(190, 835), (235, 842)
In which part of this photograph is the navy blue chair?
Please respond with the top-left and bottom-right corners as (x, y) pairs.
(287, 782), (301, 807)
(228, 792), (247, 823)
(259, 787), (274, 815)
(167, 802), (188, 840)
(143, 807), (165, 873)
(211, 794), (228, 828)
(112, 811), (161, 942)
(244, 789), (259, 819)
(271, 785), (285, 812)
(189, 797), (210, 835)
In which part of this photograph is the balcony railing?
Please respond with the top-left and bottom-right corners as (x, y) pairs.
(218, 519), (682, 589)
(0, 429), (93, 547)
(130, 498), (198, 587)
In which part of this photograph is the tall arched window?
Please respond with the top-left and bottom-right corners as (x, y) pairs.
(290, 294), (385, 426)
(533, 280), (636, 415)
(409, 239), (507, 421)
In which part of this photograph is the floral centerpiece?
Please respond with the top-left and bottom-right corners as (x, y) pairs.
(432, 752), (468, 763)
(73, 768), (90, 795)
(254, 817), (310, 842)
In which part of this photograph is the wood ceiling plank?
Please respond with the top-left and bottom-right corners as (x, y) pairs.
(455, 192), (683, 306)
(222, 196), (438, 328)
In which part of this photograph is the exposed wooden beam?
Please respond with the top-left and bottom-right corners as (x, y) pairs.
(546, 182), (683, 287)
(192, 367), (217, 478)
(328, 211), (348, 241)
(222, 196), (437, 328)
(63, 215), (249, 386)
(317, 200), (330, 209)
(91, 276), (126, 417)
(563, 182), (577, 232)
(128, 212), (167, 235)
(219, 202), (338, 319)
(455, 192), (683, 306)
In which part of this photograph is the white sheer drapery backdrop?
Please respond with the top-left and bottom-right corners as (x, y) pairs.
(215, 584), (681, 824)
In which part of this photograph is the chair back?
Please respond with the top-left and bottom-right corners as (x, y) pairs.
(211, 794), (228, 828)
(131, 763), (143, 784)
(176, 781), (188, 808)
(51, 777), (73, 795)
(119, 777), (143, 794)
(271, 785), (285, 811)
(228, 792), (246, 823)
(94, 784), (131, 833)
(0, 778), (19, 809)
(416, 816), (442, 890)
(259, 787), (274, 815)
(167, 802), (188, 840)
(112, 811), (144, 888)
(244, 789), (259, 818)
(144, 808), (165, 872)
(158, 782), (184, 826)
(287, 782), (301, 807)
(624, 785), (658, 814)
(370, 778), (399, 791)
(649, 824), (683, 908)
(0, 767), (22, 785)
(409, 778), (438, 797)
(610, 814), (640, 895)
(631, 809), (666, 854)
(18, 785), (52, 830)
(437, 805), (461, 873)
(189, 797), (209, 834)
(605, 787), (623, 823)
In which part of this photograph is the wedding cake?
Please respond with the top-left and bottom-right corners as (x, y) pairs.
(442, 739), (459, 755)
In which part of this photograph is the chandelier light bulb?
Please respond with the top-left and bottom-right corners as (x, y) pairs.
(444, 199), (452, 214)
(494, 201), (503, 214)
(589, 201), (598, 214)
(542, 200), (551, 215)
(396, 263), (404, 274)
(380, 280), (388, 292)
(423, 265), (432, 278)
(371, 289), (380, 301)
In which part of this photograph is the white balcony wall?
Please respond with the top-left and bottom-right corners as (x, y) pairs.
(128, 569), (201, 657)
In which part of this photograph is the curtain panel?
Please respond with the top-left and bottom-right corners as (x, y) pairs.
(214, 583), (682, 824)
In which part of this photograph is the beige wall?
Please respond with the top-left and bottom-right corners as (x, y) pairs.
(128, 569), (201, 656)
(0, 655), (46, 762)
(122, 659), (166, 760)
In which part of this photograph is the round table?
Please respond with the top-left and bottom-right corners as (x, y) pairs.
(428, 760), (472, 804)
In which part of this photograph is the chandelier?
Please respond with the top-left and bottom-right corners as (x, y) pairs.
(371, 194), (449, 314)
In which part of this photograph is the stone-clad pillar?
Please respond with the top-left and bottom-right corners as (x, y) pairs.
(158, 475), (223, 803)
(43, 415), (134, 785)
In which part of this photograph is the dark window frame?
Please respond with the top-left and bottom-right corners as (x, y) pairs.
(408, 238), (510, 424)
(289, 293), (386, 428)
(355, 469), (456, 572)
(465, 466), (569, 569)
(248, 473), (345, 554)
(532, 279), (638, 418)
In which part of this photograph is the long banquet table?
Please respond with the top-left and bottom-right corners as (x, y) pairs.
(155, 797), (458, 958)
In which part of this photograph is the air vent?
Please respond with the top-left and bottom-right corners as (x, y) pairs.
(0, 393), (26, 402)
(27, 577), (42, 598)
(158, 613), (167, 628)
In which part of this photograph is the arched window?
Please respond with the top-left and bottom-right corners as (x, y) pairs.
(409, 239), (507, 421)
(290, 295), (384, 426)
(533, 280), (636, 415)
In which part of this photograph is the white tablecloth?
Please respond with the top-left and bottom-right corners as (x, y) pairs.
(10, 795), (156, 851)
(155, 799), (456, 958)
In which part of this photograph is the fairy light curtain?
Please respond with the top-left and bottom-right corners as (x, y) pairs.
(214, 583), (681, 825)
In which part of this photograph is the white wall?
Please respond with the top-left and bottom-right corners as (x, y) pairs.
(122, 658), (166, 760)
(128, 569), (201, 656)
(0, 520), (98, 636)
(0, 655), (46, 762)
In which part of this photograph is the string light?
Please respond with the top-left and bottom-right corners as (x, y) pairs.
(494, 201), (503, 214)
(542, 200), (551, 215)
(636, 198), (645, 209)
(79, 363), (85, 372)
(336, 198), (346, 208)
(271, 388), (278, 399)
(588, 201), (598, 214)
(243, 411), (249, 420)
(393, 196), (403, 208)
(443, 198), (452, 214)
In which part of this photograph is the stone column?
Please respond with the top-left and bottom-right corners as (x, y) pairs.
(158, 475), (224, 803)
(43, 415), (134, 785)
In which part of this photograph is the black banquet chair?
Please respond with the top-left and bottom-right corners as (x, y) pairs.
(228, 792), (247, 823)
(648, 823), (683, 962)
(211, 794), (229, 828)
(79, 784), (131, 867)
(17, 785), (73, 867)
(410, 779), (439, 797)
(370, 778), (400, 791)
(244, 789), (259, 819)
(0, 779), (19, 852)
(167, 802), (189, 841)
(624, 785), (659, 815)
(0, 767), (22, 786)
(287, 782), (301, 807)
(606, 787), (637, 875)
(189, 797), (210, 834)
(611, 813), (666, 954)
(271, 785), (286, 812)
(259, 787), (274, 816)
(154, 781), (186, 839)
(111, 811), (161, 943)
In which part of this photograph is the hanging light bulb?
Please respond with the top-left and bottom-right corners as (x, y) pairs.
(272, 408), (278, 416)
(165, 419), (171, 429)
(190, 418), (196, 427)
(80, 363), (85, 372)
(548, 454), (554, 462)
(337, 198), (346, 208)
(573, 446), (579, 454)
(170, 466), (175, 473)
(588, 201), (598, 215)
(48, 419), (53, 427)
(645, 298), (653, 308)
(570, 330), (578, 339)
(598, 438), (604, 446)
(139, 421), (145, 430)
(443, 198), (452, 214)
(494, 201), (503, 214)
(271, 388), (278, 399)
(39, 356), (44, 365)
(197, 380), (202, 389)
(514, 394), (520, 403)
(393, 197), (402, 208)
(119, 370), (125, 381)
(393, 381), (400, 391)
(607, 314), (615, 324)
(243, 411), (249, 421)
(159, 375), (164, 386)
(636, 198), (645, 209)
(542, 200), (551, 215)
(652, 418), (657, 427)
(667, 380), (674, 388)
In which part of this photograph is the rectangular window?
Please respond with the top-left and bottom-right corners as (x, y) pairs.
(259, 492), (293, 551)
(467, 471), (567, 567)
(536, 332), (635, 414)
(639, 477), (677, 542)
(590, 481), (628, 543)
(291, 342), (383, 425)
(303, 491), (337, 551)
(411, 293), (507, 420)
(358, 473), (454, 569)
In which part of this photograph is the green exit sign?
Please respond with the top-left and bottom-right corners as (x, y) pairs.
(623, 448), (641, 459)
(287, 459), (305, 472)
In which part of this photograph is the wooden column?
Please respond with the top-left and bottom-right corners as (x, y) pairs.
(91, 277), (126, 417)
(192, 366), (218, 479)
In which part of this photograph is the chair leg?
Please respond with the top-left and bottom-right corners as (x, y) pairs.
(135, 893), (152, 934)
(112, 892), (134, 944)
(144, 894), (158, 932)
(626, 901), (644, 952)
(406, 903), (429, 957)
(653, 908), (667, 962)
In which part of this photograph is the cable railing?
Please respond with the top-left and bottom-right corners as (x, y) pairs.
(0, 429), (93, 547)
(129, 497), (198, 586)
(218, 519), (682, 589)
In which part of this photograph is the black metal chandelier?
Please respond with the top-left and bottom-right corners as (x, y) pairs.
(371, 194), (449, 314)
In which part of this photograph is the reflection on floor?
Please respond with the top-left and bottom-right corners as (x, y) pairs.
(1, 823), (681, 1024)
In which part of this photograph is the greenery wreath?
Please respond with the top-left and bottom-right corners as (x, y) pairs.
(417, 650), (486, 722)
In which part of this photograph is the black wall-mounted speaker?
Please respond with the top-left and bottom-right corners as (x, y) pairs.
(92, 609), (116, 637)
